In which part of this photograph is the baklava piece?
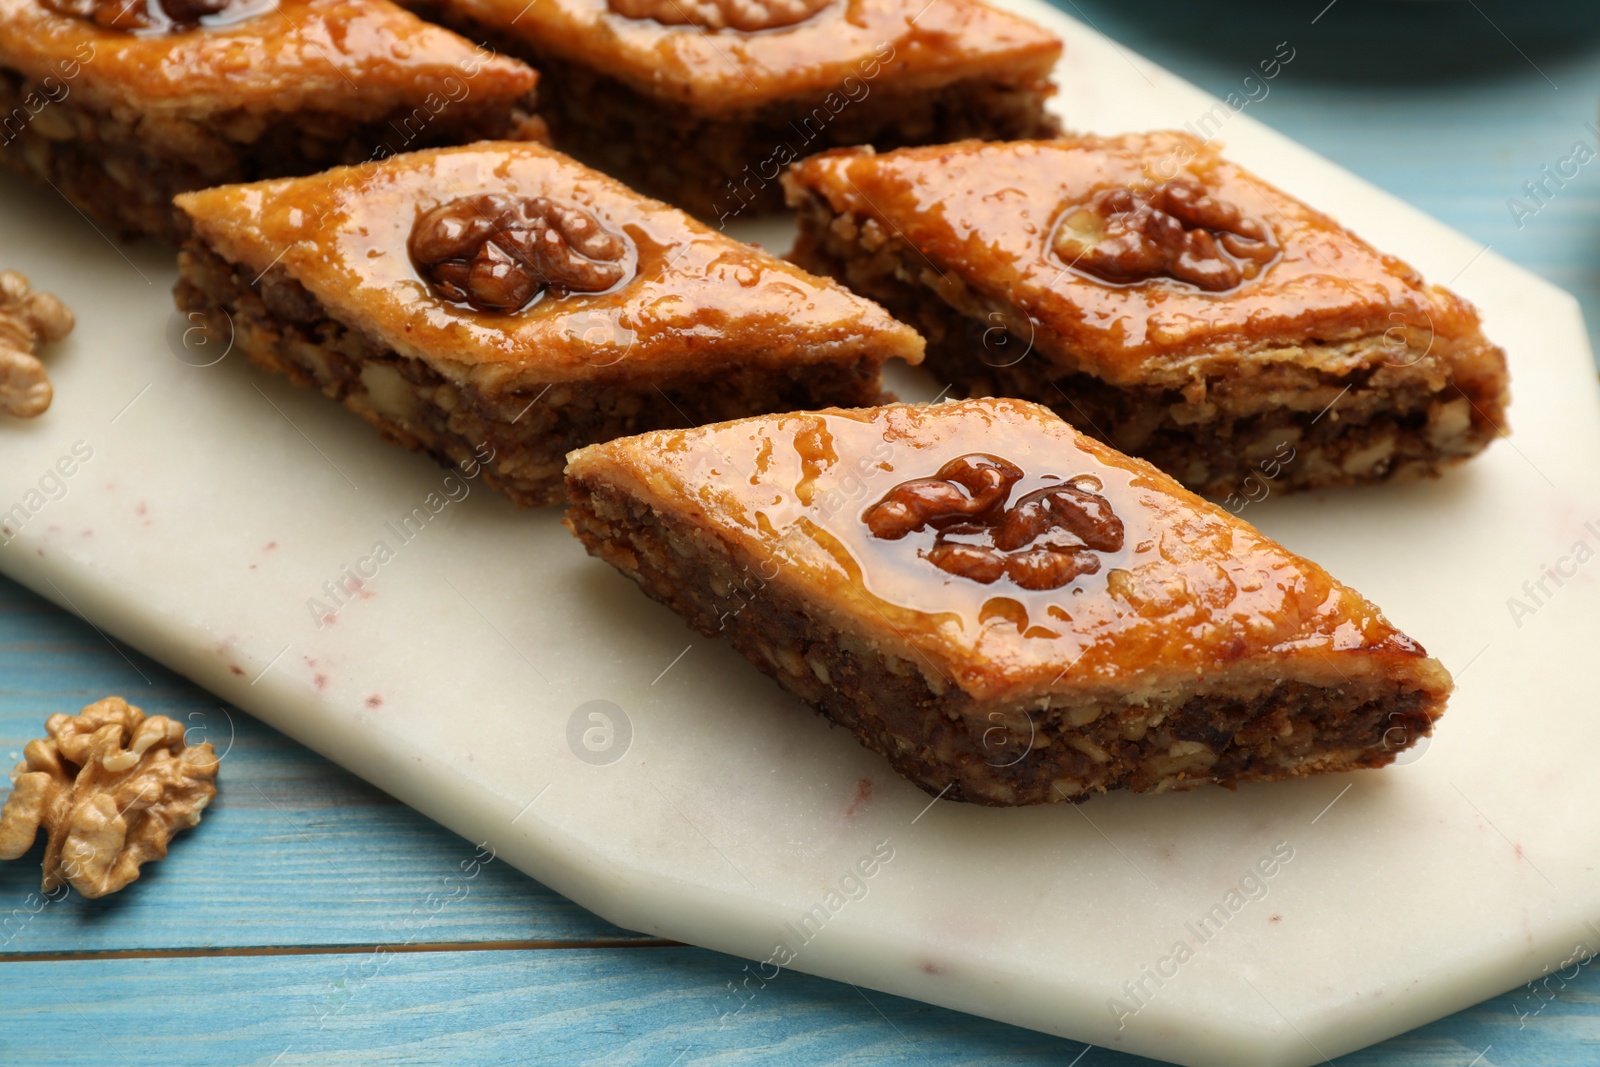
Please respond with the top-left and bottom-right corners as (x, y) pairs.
(0, 0), (545, 241)
(173, 142), (924, 505)
(565, 398), (1452, 806)
(784, 134), (1511, 497)
(411, 0), (1061, 219)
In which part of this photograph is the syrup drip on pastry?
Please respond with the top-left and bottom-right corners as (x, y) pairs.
(863, 453), (1125, 591)
(607, 0), (832, 32)
(1051, 177), (1278, 292)
(42, 0), (274, 32)
(409, 194), (634, 314)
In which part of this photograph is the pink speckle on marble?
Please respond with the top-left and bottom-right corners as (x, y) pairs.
(845, 777), (874, 817)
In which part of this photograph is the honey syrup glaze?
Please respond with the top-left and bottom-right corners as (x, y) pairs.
(4, 0), (537, 109)
(788, 133), (1486, 382)
(649, 398), (1417, 699)
(177, 143), (921, 384)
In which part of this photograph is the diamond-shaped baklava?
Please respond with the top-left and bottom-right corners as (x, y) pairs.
(411, 0), (1062, 219)
(174, 141), (924, 505)
(0, 0), (544, 240)
(566, 397), (1452, 805)
(784, 134), (1511, 497)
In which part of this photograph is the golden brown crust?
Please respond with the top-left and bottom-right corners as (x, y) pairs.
(565, 398), (1451, 706)
(427, 0), (1062, 116)
(1, 0), (546, 239)
(0, 0), (538, 114)
(175, 236), (897, 505)
(173, 141), (925, 395)
(782, 134), (1503, 388)
(566, 473), (1447, 804)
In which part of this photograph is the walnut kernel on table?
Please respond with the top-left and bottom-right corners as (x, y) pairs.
(0, 270), (74, 419)
(0, 698), (218, 899)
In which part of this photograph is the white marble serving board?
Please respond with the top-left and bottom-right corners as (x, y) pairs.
(3, 6), (1599, 1066)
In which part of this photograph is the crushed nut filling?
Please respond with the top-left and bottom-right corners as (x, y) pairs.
(410, 193), (633, 313)
(0, 697), (218, 898)
(41, 0), (261, 32)
(1050, 177), (1278, 291)
(0, 269), (73, 420)
(607, 0), (831, 32)
(864, 453), (1125, 590)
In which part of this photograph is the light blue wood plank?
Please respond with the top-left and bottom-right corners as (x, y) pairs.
(0, 574), (652, 952)
(0, 5), (1597, 1065)
(3, 947), (1597, 1066)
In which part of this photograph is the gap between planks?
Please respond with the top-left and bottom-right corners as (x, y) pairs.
(0, 937), (681, 964)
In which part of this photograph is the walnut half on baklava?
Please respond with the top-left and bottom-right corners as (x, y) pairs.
(565, 398), (1452, 806)
(0, 0), (545, 241)
(783, 134), (1511, 498)
(173, 142), (924, 505)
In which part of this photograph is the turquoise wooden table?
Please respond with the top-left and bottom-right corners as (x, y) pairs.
(5, 2), (1600, 1063)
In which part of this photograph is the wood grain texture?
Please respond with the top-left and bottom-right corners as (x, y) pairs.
(4, 0), (1600, 1062)
(2, 948), (1597, 1066)
(0, 575), (652, 953)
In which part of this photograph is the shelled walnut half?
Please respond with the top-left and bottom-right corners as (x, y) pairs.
(0, 270), (74, 419)
(0, 698), (218, 899)
(1050, 177), (1278, 292)
(864, 453), (1126, 591)
(409, 193), (633, 313)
